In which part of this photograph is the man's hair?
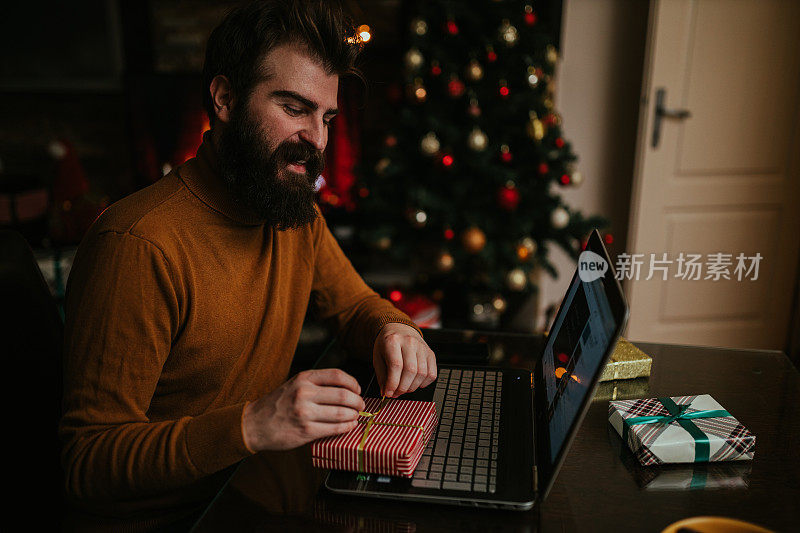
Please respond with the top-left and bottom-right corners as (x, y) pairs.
(202, 0), (363, 126)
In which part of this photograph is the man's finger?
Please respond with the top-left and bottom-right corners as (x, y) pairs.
(395, 343), (418, 396)
(305, 420), (360, 440)
(307, 404), (362, 423)
(382, 336), (403, 397)
(408, 348), (427, 393)
(421, 348), (438, 389)
(304, 368), (361, 394)
(314, 386), (366, 412)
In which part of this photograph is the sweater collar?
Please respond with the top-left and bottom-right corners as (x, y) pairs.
(178, 130), (268, 226)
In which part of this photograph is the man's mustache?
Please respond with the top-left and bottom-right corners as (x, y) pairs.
(272, 141), (325, 178)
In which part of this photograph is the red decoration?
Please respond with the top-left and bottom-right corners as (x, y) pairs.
(557, 352), (569, 363)
(441, 154), (454, 167)
(444, 228), (455, 240)
(501, 151), (513, 163)
(499, 85), (509, 97)
(446, 20), (459, 35)
(524, 12), (537, 26)
(389, 289), (403, 302)
(385, 135), (397, 147)
(555, 137), (565, 148)
(543, 114), (557, 126)
(604, 233), (614, 245)
(431, 64), (442, 76)
(497, 185), (520, 211)
(320, 86), (361, 211)
(487, 49), (497, 62)
(560, 174), (570, 185)
(538, 162), (549, 175)
(448, 77), (466, 97)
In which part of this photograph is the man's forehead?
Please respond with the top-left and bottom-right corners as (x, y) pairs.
(259, 43), (339, 109)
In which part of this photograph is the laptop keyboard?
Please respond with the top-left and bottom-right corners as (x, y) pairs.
(411, 368), (501, 493)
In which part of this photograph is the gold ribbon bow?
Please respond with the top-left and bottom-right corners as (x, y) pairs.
(356, 396), (425, 473)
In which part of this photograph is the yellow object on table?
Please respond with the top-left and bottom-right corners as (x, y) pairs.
(599, 337), (652, 382)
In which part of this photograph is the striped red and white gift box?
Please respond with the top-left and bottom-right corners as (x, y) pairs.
(312, 397), (437, 477)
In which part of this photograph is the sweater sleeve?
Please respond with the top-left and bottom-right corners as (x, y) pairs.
(309, 209), (422, 359)
(59, 230), (252, 503)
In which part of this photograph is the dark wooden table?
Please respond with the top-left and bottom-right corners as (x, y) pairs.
(192, 329), (800, 532)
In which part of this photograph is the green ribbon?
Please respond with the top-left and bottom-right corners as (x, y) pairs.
(622, 397), (729, 462)
(356, 397), (425, 473)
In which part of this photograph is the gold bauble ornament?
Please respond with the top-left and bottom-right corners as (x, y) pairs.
(436, 251), (455, 272)
(526, 111), (545, 141)
(462, 226), (487, 254)
(375, 236), (391, 250)
(466, 60), (484, 81)
(544, 96), (554, 110)
(411, 18), (428, 36)
(546, 44), (558, 64)
(412, 77), (427, 102)
(467, 127), (488, 151)
(405, 48), (424, 70)
(506, 268), (527, 291)
(499, 19), (518, 46)
(570, 171), (584, 187)
(374, 157), (390, 175)
(420, 132), (440, 155)
(516, 237), (537, 262)
(492, 295), (507, 313)
(551, 206), (570, 229)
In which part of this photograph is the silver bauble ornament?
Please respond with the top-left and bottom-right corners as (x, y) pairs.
(467, 127), (488, 151)
(420, 132), (440, 155)
(551, 207), (570, 229)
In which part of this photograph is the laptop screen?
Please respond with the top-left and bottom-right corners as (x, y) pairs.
(533, 230), (628, 502)
(541, 273), (617, 461)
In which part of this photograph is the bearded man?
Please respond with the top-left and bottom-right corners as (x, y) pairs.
(59, 0), (436, 521)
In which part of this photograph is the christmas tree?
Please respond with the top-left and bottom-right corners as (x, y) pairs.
(354, 0), (606, 327)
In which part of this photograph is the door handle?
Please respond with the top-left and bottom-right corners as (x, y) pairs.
(652, 88), (691, 148)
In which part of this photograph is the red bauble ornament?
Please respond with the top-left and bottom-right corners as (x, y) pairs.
(555, 137), (565, 148)
(446, 20), (459, 35)
(431, 64), (442, 76)
(444, 228), (455, 240)
(501, 151), (513, 163)
(497, 185), (520, 210)
(499, 85), (509, 97)
(448, 77), (466, 97)
(389, 289), (403, 302)
(441, 154), (454, 167)
(604, 233), (614, 245)
(487, 49), (497, 62)
(538, 162), (549, 175)
(560, 174), (570, 185)
(524, 12), (537, 25)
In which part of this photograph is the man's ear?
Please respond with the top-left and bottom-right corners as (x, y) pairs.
(209, 75), (234, 124)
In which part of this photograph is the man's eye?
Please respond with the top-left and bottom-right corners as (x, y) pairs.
(283, 105), (303, 116)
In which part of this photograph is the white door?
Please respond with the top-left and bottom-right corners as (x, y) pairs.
(625, 0), (800, 349)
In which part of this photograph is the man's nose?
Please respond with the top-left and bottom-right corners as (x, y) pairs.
(299, 117), (327, 152)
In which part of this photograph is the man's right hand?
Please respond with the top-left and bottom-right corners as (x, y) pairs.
(241, 368), (366, 453)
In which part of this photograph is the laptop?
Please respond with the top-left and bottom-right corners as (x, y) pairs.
(326, 229), (629, 510)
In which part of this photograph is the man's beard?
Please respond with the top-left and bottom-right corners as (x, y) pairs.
(216, 102), (324, 230)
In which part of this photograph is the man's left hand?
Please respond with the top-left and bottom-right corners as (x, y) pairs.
(373, 323), (437, 398)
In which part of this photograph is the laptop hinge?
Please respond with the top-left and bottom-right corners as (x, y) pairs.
(532, 465), (538, 492)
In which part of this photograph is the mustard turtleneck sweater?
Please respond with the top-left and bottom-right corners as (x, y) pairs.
(59, 131), (419, 516)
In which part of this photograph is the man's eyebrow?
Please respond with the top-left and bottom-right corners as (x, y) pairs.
(270, 90), (338, 115)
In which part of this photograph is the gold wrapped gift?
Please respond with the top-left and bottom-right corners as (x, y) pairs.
(594, 378), (650, 401)
(599, 337), (652, 382)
